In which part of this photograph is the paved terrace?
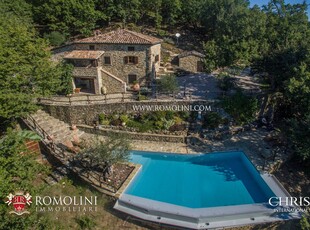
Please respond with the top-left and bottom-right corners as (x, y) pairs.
(81, 128), (289, 174)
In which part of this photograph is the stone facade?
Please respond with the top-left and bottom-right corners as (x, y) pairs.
(101, 69), (126, 94)
(73, 67), (98, 77)
(178, 51), (205, 73)
(65, 29), (162, 94)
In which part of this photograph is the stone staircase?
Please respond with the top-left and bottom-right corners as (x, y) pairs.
(30, 109), (84, 145)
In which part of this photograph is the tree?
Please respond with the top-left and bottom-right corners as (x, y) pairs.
(0, 0), (33, 22)
(76, 133), (131, 176)
(57, 62), (74, 95)
(200, 0), (266, 70)
(30, 0), (105, 36)
(158, 74), (179, 93)
(0, 129), (50, 229)
(203, 40), (220, 73)
(288, 115), (310, 161)
(44, 31), (66, 46)
(0, 12), (63, 121)
(140, 0), (162, 28)
(221, 91), (258, 125)
(300, 215), (310, 230)
(161, 0), (181, 26)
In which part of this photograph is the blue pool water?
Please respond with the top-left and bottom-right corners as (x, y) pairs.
(125, 151), (275, 208)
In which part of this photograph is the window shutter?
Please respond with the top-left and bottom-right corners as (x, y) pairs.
(135, 57), (138, 64)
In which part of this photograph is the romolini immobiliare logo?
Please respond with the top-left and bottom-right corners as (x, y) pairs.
(5, 191), (32, 215)
(4, 191), (98, 215)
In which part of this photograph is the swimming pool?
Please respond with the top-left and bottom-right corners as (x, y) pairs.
(125, 151), (275, 208)
(114, 151), (300, 229)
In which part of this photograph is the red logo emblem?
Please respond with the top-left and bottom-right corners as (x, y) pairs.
(5, 191), (32, 215)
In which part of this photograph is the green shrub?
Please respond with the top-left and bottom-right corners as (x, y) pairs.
(157, 29), (169, 37)
(203, 112), (223, 129)
(162, 118), (175, 130)
(300, 215), (310, 230)
(100, 120), (110, 126)
(155, 120), (164, 130)
(217, 73), (235, 91)
(165, 111), (175, 120)
(44, 31), (66, 46)
(137, 94), (148, 101)
(179, 111), (190, 120)
(127, 120), (153, 132)
(98, 114), (106, 125)
(173, 116), (183, 125)
(158, 74), (179, 93)
(221, 91), (258, 125)
(75, 216), (96, 230)
(120, 114), (129, 123)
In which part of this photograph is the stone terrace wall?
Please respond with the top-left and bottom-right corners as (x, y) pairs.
(78, 125), (185, 143)
(42, 100), (213, 126)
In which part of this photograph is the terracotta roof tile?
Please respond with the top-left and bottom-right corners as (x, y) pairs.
(75, 29), (162, 45)
(64, 50), (104, 59)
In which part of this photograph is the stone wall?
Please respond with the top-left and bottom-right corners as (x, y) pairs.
(150, 44), (161, 72)
(101, 70), (126, 93)
(73, 67), (98, 77)
(78, 125), (185, 143)
(179, 55), (204, 73)
(74, 43), (161, 85)
(42, 100), (213, 126)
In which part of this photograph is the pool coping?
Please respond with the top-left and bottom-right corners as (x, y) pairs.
(114, 151), (302, 229)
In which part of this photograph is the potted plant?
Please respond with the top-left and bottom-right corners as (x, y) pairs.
(132, 81), (140, 92)
(74, 88), (81, 93)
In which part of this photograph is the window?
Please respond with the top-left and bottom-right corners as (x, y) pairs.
(128, 46), (135, 51)
(155, 54), (159, 62)
(89, 45), (95, 50)
(128, 74), (137, 84)
(104, 56), (111, 65)
(124, 56), (138, 64)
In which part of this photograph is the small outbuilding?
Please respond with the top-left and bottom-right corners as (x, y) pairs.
(177, 51), (205, 73)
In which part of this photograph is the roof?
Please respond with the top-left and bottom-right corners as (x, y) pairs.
(75, 29), (162, 45)
(64, 50), (104, 59)
(178, 51), (205, 58)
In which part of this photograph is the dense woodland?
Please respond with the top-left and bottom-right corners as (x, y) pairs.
(0, 0), (310, 228)
(0, 0), (309, 160)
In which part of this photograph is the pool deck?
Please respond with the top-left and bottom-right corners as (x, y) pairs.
(114, 174), (301, 230)
(82, 128), (288, 174)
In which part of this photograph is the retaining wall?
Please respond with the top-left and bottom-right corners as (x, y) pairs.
(42, 100), (214, 126)
(78, 125), (186, 143)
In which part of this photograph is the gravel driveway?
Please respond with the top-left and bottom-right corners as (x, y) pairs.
(177, 73), (221, 99)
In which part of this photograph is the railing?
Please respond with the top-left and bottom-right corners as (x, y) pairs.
(23, 115), (121, 194)
(37, 91), (218, 106)
(23, 115), (67, 159)
(38, 93), (136, 106)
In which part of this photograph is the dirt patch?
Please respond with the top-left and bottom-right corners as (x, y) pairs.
(107, 163), (135, 190)
(274, 157), (310, 197)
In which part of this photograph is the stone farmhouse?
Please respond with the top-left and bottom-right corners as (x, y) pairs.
(177, 51), (205, 73)
(64, 29), (162, 94)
